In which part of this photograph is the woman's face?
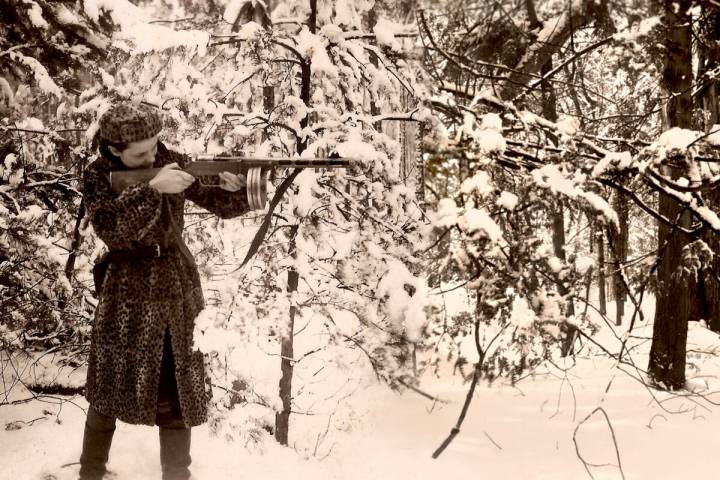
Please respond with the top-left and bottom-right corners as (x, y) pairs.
(109, 135), (159, 169)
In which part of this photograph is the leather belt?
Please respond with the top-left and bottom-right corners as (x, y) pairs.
(105, 244), (172, 262)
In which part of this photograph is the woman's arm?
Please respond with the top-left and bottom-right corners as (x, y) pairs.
(171, 151), (251, 219)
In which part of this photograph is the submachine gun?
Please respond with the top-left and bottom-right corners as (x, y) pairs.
(110, 154), (354, 210)
(109, 154), (355, 267)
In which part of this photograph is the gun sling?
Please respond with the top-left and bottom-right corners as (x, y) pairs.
(239, 168), (302, 268)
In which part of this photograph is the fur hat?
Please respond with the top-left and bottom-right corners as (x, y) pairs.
(98, 103), (162, 144)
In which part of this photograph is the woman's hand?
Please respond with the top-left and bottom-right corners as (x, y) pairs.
(218, 171), (247, 192)
(149, 163), (195, 194)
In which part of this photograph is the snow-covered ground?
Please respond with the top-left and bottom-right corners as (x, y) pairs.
(3, 296), (720, 480)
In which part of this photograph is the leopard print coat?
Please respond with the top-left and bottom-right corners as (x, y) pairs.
(83, 142), (250, 427)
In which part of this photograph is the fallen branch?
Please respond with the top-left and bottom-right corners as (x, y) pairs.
(484, 431), (503, 450)
(397, 378), (450, 404)
(572, 406), (625, 480)
(432, 318), (509, 459)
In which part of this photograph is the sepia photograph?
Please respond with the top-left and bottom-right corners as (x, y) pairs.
(1, 0), (718, 478)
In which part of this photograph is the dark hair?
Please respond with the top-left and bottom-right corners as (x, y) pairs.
(92, 130), (128, 166)
(99, 141), (127, 157)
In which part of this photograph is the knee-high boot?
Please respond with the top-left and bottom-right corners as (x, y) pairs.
(159, 425), (192, 480)
(78, 408), (116, 480)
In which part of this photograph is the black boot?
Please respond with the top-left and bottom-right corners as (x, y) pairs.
(159, 425), (192, 480)
(78, 409), (116, 480)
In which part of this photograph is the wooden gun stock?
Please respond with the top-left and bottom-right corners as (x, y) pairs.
(110, 156), (354, 210)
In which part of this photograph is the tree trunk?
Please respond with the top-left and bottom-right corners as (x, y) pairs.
(536, 55), (576, 356)
(609, 192), (629, 326)
(228, 0), (298, 444)
(556, 203), (577, 356)
(597, 228), (606, 315)
(648, 0), (694, 390)
(275, 227), (299, 445)
(274, 0), (316, 446)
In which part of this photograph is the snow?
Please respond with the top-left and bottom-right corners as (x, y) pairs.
(548, 256), (564, 273)
(705, 124), (720, 146)
(460, 171), (493, 196)
(3, 153), (18, 170)
(320, 23), (344, 43)
(532, 165), (576, 196)
(575, 256), (594, 275)
(15, 205), (44, 222)
(296, 27), (338, 77)
(333, 128), (381, 161)
(537, 15), (564, 43)
(460, 208), (504, 243)
(496, 191), (518, 210)
(222, 0), (246, 24)
(6, 294), (720, 479)
(430, 198), (461, 228)
(16, 117), (45, 131)
(98, 68), (115, 88)
(613, 16), (661, 42)
(0, 207), (8, 228)
(532, 165), (619, 226)
(292, 169), (319, 217)
(334, 0), (366, 28)
(509, 295), (536, 329)
(231, 21), (264, 40)
(480, 113), (502, 132)
(695, 205), (720, 230)
(2, 153), (23, 187)
(462, 113), (506, 153)
(0, 77), (13, 106)
(376, 259), (428, 342)
(556, 115), (579, 136)
(591, 151), (633, 177)
(115, 24), (210, 56)
(83, 0), (148, 28)
(330, 229), (358, 259)
(23, 0), (49, 29)
(281, 96), (309, 135)
(82, 0), (209, 54)
(653, 127), (701, 150)
(476, 129), (506, 153)
(582, 191), (619, 226)
(373, 18), (405, 53)
(9, 52), (62, 98)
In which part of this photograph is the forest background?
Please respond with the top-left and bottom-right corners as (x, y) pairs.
(4, 0), (720, 478)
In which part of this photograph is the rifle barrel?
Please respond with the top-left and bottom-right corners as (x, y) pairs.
(194, 155), (355, 165)
(110, 157), (353, 194)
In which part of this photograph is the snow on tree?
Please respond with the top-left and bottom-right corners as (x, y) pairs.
(11, 0), (720, 469)
(0, 1), (109, 362)
(418, 0), (720, 404)
(2, 0), (439, 449)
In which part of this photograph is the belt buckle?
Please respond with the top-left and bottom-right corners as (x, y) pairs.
(151, 244), (162, 258)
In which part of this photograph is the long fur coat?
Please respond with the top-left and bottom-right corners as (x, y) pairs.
(83, 142), (249, 426)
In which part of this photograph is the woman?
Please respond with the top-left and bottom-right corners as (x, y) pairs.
(79, 102), (250, 480)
